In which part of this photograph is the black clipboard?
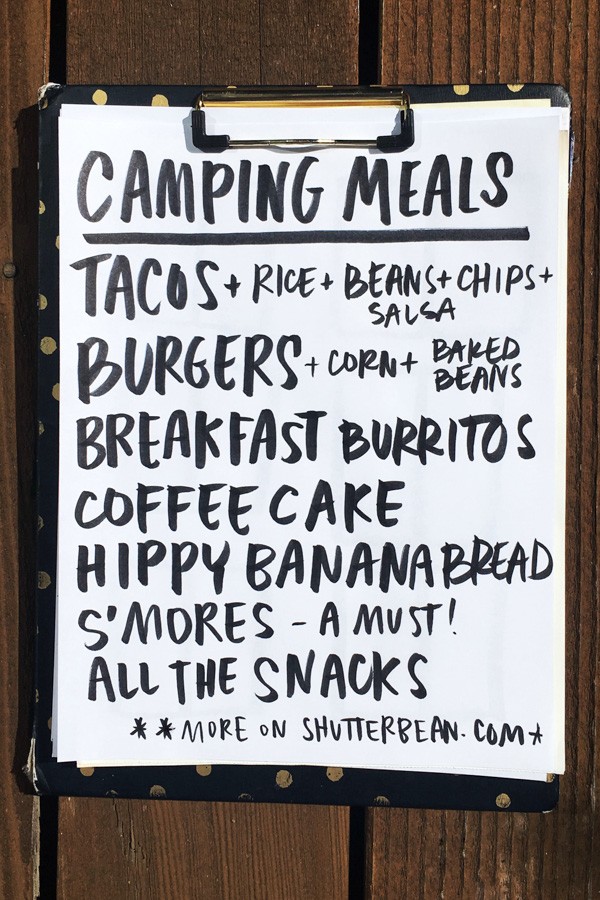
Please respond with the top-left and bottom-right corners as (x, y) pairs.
(32, 83), (568, 811)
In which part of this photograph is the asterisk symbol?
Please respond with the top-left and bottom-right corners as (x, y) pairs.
(529, 723), (543, 745)
(130, 717), (147, 739)
(157, 717), (175, 740)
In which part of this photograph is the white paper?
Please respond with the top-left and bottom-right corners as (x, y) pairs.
(54, 102), (568, 779)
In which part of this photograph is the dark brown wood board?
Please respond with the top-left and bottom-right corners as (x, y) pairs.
(66, 0), (359, 85)
(58, 797), (349, 899)
(0, 0), (50, 895)
(56, 1), (357, 898)
(366, 0), (600, 897)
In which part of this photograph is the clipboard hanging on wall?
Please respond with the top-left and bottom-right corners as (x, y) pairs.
(33, 83), (570, 811)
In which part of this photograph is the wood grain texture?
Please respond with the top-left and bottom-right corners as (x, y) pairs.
(0, 0), (51, 895)
(58, 1), (357, 898)
(67, 0), (358, 84)
(58, 798), (348, 899)
(369, 1), (600, 897)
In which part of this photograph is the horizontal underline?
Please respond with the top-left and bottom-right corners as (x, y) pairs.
(83, 227), (530, 246)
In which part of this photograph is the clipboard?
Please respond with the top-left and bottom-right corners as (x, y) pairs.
(32, 83), (569, 811)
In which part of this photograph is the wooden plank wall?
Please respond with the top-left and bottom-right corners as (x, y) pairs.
(367, 4), (600, 898)
(0, 0), (598, 896)
(0, 0), (50, 897)
(57, 2), (357, 899)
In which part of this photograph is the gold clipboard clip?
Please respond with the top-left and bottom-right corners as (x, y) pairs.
(191, 87), (415, 152)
